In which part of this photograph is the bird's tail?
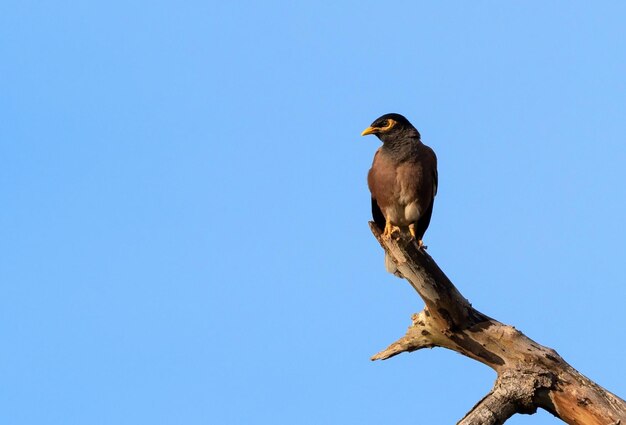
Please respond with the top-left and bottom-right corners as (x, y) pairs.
(385, 253), (404, 278)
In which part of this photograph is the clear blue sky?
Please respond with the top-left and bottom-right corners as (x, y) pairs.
(2, 2), (625, 424)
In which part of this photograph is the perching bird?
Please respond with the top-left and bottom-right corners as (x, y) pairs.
(362, 113), (438, 274)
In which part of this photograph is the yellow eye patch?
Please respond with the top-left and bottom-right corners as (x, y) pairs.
(361, 118), (397, 136)
(379, 118), (396, 132)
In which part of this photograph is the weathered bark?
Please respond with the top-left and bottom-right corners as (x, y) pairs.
(369, 222), (626, 424)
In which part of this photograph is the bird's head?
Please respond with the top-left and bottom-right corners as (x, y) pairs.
(361, 113), (420, 144)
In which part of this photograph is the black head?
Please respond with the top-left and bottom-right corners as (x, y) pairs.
(361, 113), (421, 143)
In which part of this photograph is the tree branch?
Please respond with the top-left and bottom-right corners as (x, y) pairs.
(371, 310), (440, 360)
(369, 222), (626, 424)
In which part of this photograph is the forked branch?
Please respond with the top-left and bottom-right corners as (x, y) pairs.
(369, 222), (626, 424)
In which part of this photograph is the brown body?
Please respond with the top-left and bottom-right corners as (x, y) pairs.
(368, 144), (437, 235)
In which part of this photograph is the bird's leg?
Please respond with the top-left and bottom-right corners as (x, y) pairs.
(409, 224), (427, 250)
(383, 220), (394, 237)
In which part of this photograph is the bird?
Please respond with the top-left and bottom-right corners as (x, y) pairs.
(362, 113), (438, 274)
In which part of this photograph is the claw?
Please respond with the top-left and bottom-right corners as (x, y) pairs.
(383, 220), (393, 237)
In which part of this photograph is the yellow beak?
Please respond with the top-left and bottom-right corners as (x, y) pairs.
(361, 126), (377, 136)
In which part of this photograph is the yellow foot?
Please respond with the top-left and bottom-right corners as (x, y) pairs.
(409, 224), (417, 239)
(383, 221), (394, 237)
(383, 221), (392, 237)
(417, 239), (428, 250)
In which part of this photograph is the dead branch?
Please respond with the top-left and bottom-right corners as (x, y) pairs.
(370, 222), (626, 424)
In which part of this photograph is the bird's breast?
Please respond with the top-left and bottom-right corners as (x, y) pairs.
(368, 151), (424, 226)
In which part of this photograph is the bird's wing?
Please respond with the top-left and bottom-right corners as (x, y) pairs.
(413, 146), (438, 241)
(368, 148), (388, 232)
(371, 197), (386, 231)
(427, 145), (438, 197)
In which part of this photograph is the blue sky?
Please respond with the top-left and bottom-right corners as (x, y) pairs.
(2, 2), (626, 424)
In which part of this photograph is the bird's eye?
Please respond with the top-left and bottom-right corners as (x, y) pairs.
(380, 120), (389, 128)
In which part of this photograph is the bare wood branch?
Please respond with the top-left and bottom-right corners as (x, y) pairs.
(369, 222), (626, 424)
(457, 389), (517, 425)
(371, 310), (439, 360)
